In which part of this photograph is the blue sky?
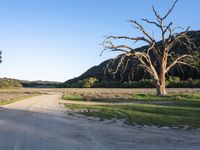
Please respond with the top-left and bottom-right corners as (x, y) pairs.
(0, 0), (199, 82)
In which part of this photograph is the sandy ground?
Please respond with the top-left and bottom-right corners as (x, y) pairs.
(0, 93), (200, 150)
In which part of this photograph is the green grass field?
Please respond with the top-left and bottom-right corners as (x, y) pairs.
(62, 94), (85, 101)
(64, 92), (200, 128)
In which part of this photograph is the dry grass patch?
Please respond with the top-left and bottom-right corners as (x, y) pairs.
(0, 90), (41, 105)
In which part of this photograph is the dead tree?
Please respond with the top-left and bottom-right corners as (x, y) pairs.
(102, 0), (196, 96)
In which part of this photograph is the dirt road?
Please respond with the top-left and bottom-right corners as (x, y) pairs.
(0, 93), (200, 150)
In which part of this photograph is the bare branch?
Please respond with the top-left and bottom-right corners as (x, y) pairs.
(142, 18), (160, 28)
(122, 58), (131, 75)
(165, 54), (192, 73)
(129, 20), (155, 42)
(108, 45), (134, 52)
(163, 22), (173, 34)
(105, 35), (151, 44)
(104, 55), (122, 75)
(111, 55), (126, 76)
(152, 6), (162, 22)
(171, 26), (184, 33)
(178, 61), (200, 72)
(166, 27), (196, 53)
(162, 0), (178, 20)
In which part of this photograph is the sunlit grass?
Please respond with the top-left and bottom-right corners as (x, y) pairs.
(65, 103), (200, 128)
(62, 94), (85, 101)
(63, 92), (200, 108)
(0, 95), (34, 106)
(64, 92), (200, 128)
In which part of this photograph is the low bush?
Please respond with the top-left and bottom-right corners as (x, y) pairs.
(0, 78), (22, 88)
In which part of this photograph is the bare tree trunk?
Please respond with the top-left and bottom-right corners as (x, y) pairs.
(156, 81), (167, 96)
(157, 60), (167, 96)
(154, 78), (166, 96)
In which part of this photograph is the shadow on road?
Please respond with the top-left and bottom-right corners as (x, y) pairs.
(0, 105), (200, 150)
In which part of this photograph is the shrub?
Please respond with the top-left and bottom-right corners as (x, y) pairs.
(168, 76), (181, 82)
(0, 78), (22, 88)
(82, 77), (98, 88)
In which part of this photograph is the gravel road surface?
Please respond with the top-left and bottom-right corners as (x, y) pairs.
(0, 93), (200, 150)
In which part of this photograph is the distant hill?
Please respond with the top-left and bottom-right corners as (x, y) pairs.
(63, 30), (200, 86)
(19, 80), (61, 88)
(0, 78), (61, 88)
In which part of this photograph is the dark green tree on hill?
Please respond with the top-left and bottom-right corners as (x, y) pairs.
(102, 0), (197, 96)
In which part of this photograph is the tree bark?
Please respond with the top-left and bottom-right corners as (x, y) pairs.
(157, 71), (167, 96)
(156, 83), (167, 96)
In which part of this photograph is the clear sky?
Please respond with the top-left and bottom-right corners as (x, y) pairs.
(0, 0), (199, 82)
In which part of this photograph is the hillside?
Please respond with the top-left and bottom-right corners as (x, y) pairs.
(63, 30), (200, 86)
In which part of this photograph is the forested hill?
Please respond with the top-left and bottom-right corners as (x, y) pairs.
(0, 78), (61, 88)
(64, 30), (200, 85)
(19, 80), (61, 88)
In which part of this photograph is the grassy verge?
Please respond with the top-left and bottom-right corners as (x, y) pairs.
(62, 93), (200, 108)
(65, 103), (200, 128)
(132, 93), (200, 101)
(130, 93), (200, 108)
(62, 94), (85, 101)
(0, 88), (19, 92)
(0, 94), (38, 106)
(63, 92), (200, 128)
